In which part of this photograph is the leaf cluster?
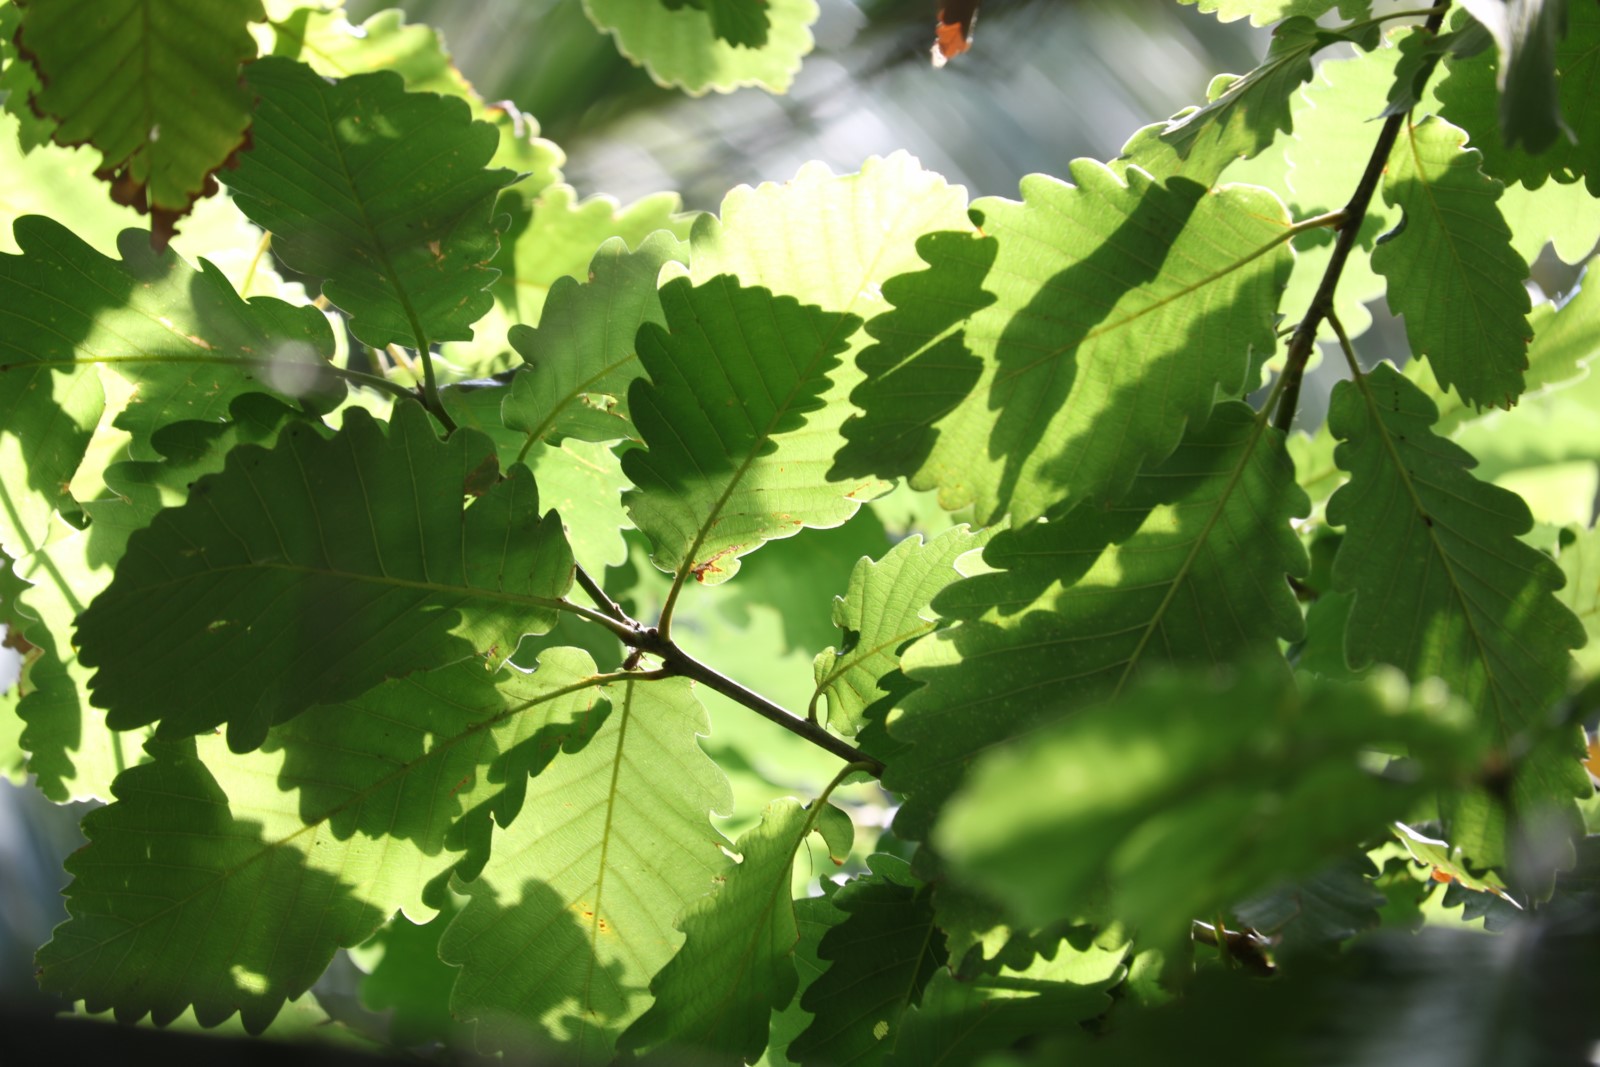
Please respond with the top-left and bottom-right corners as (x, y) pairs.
(1, 0), (1599, 1064)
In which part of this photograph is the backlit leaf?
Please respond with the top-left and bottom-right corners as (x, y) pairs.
(836, 164), (1292, 526)
(36, 649), (609, 1032)
(16, 0), (262, 243)
(0, 215), (340, 563)
(619, 797), (837, 1063)
(443, 675), (731, 1062)
(811, 524), (993, 735)
(583, 0), (817, 95)
(623, 275), (878, 586)
(1158, 18), (1343, 183)
(503, 231), (688, 446)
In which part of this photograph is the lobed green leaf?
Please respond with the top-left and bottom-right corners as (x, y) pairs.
(443, 675), (732, 1062)
(16, 0), (262, 242)
(836, 164), (1293, 526)
(223, 57), (515, 349)
(811, 524), (993, 735)
(619, 796), (842, 1062)
(583, 0), (816, 95)
(1326, 362), (1590, 867)
(76, 401), (575, 751)
(1372, 116), (1532, 410)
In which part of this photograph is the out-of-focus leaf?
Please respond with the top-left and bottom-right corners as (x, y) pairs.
(1436, 2), (1600, 193)
(75, 403), (576, 752)
(1176, 0), (1366, 26)
(1498, 178), (1600, 264)
(1458, 0), (1570, 153)
(1086, 921), (1600, 1067)
(223, 57), (514, 349)
(935, 666), (1477, 933)
(659, 0), (771, 48)
(717, 506), (892, 656)
(266, 7), (473, 99)
(583, 0), (816, 95)
(811, 524), (992, 735)
(443, 675), (732, 1062)
(619, 797), (837, 1063)
(835, 165), (1291, 526)
(789, 855), (946, 1066)
(16, 0), (262, 244)
(1233, 853), (1387, 950)
(0, 4), (52, 150)
(1326, 363), (1590, 867)
(1558, 524), (1600, 679)
(887, 403), (1308, 839)
(354, 908), (466, 1049)
(1372, 116), (1532, 410)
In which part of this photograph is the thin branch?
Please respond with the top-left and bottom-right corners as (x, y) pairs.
(1272, 3), (1452, 434)
(554, 597), (640, 642)
(573, 563), (627, 622)
(628, 625), (887, 777)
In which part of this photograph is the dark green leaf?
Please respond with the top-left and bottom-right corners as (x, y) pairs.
(619, 797), (835, 1063)
(223, 57), (515, 349)
(1326, 363), (1590, 866)
(35, 647), (607, 1032)
(1232, 853), (1386, 950)
(883, 936), (1125, 1066)
(1436, 2), (1600, 192)
(659, 0), (771, 48)
(76, 402), (576, 751)
(1459, 0), (1570, 153)
(789, 856), (947, 1066)
(1372, 116), (1532, 409)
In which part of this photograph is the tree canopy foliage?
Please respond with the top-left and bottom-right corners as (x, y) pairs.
(2, 0), (1599, 1062)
